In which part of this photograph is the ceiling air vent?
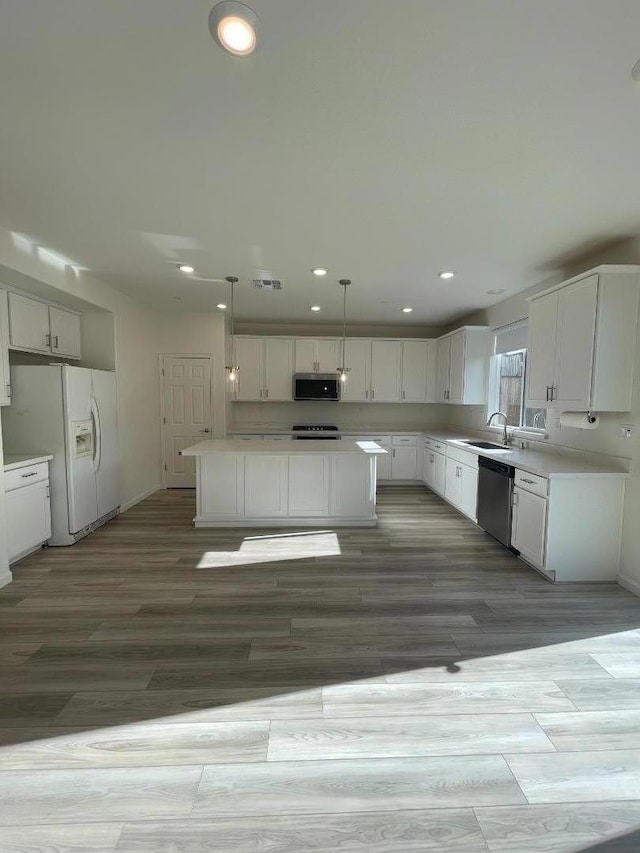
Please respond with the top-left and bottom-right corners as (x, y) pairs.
(252, 278), (282, 290)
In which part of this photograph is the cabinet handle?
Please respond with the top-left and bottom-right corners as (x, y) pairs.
(392, 448), (396, 457)
(53, 335), (59, 349)
(365, 389), (368, 399)
(45, 333), (51, 348)
(430, 454), (434, 462)
(545, 386), (550, 402)
(512, 491), (519, 507)
(264, 389), (269, 399)
(6, 384), (10, 398)
(21, 472), (38, 478)
(552, 385), (557, 401)
(46, 484), (50, 498)
(521, 478), (535, 484)
(402, 390), (406, 400)
(371, 389), (375, 400)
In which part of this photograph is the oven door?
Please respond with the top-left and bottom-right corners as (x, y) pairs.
(293, 374), (340, 401)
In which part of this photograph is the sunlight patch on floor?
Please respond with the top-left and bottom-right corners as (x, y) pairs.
(196, 531), (341, 568)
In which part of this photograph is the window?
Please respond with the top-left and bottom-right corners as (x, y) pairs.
(488, 321), (546, 431)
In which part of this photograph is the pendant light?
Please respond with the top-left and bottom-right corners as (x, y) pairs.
(225, 276), (239, 388)
(337, 279), (351, 385)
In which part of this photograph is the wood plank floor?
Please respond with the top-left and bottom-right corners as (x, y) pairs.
(1, 484), (640, 851)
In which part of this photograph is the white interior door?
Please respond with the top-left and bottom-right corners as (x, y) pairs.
(91, 369), (119, 516)
(162, 356), (212, 488)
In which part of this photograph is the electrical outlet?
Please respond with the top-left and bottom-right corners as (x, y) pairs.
(620, 424), (634, 440)
(554, 416), (561, 429)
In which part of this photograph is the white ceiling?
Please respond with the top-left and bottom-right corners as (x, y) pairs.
(1, 0), (640, 324)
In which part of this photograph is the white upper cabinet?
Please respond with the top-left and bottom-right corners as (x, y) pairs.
(0, 290), (11, 406)
(263, 338), (294, 401)
(401, 340), (429, 402)
(340, 339), (371, 402)
(294, 339), (340, 374)
(234, 337), (293, 401)
(8, 292), (51, 354)
(234, 337), (263, 401)
(436, 327), (489, 405)
(8, 292), (81, 360)
(527, 266), (640, 412)
(370, 340), (402, 402)
(49, 306), (82, 359)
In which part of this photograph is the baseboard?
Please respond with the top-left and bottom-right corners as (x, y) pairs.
(120, 484), (163, 513)
(618, 573), (640, 598)
(0, 570), (12, 589)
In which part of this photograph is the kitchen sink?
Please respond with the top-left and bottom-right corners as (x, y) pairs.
(463, 440), (510, 451)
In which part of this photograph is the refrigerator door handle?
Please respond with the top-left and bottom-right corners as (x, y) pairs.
(90, 396), (102, 473)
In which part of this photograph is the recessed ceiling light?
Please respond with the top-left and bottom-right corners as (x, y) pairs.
(487, 288), (506, 295)
(217, 303), (227, 309)
(438, 271), (455, 280)
(209, 1), (259, 56)
(177, 264), (195, 274)
(312, 268), (328, 277)
(310, 305), (321, 312)
(402, 307), (413, 313)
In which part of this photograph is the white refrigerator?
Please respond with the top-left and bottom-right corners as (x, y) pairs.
(3, 365), (120, 545)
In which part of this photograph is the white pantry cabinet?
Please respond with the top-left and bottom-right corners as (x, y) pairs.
(8, 292), (81, 359)
(527, 265), (640, 412)
(0, 290), (11, 406)
(436, 326), (489, 404)
(5, 460), (52, 564)
(234, 337), (294, 401)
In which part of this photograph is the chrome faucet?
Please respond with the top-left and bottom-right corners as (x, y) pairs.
(487, 411), (510, 446)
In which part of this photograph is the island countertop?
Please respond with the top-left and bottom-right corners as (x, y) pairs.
(182, 439), (387, 456)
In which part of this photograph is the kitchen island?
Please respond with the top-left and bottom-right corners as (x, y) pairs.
(181, 439), (387, 527)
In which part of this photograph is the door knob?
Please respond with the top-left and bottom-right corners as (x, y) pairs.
(201, 428), (211, 434)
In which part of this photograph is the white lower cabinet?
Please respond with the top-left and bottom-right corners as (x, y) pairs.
(5, 462), (52, 564)
(288, 455), (330, 516)
(423, 448), (446, 495)
(444, 449), (479, 521)
(390, 446), (418, 480)
(511, 486), (547, 569)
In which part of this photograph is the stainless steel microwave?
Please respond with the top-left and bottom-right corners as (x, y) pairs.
(293, 374), (341, 401)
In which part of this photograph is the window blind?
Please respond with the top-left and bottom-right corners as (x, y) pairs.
(492, 319), (528, 355)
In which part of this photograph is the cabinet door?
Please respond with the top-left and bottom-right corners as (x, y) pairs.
(234, 338), (263, 401)
(340, 339), (371, 402)
(425, 340), (438, 403)
(0, 290), (11, 406)
(436, 337), (451, 402)
(49, 306), (81, 359)
(294, 339), (317, 373)
(433, 451), (446, 495)
(244, 455), (288, 517)
(288, 455), (330, 516)
(401, 341), (429, 402)
(423, 450), (433, 487)
(512, 486), (547, 568)
(553, 275), (598, 410)
(6, 482), (51, 563)
(391, 446), (417, 480)
(8, 292), (51, 354)
(263, 339), (293, 401)
(527, 292), (558, 409)
(375, 445), (392, 480)
(448, 331), (465, 404)
(459, 463), (479, 521)
(317, 339), (340, 374)
(370, 340), (402, 402)
(445, 458), (462, 507)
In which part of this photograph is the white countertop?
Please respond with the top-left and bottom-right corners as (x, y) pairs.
(182, 439), (387, 456)
(4, 453), (54, 472)
(423, 430), (630, 479)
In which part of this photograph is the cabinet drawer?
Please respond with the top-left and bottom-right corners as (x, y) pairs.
(514, 469), (548, 497)
(446, 445), (479, 469)
(424, 437), (446, 453)
(5, 463), (49, 492)
(392, 434), (417, 446)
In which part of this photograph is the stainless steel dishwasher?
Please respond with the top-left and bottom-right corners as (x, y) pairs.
(477, 456), (516, 549)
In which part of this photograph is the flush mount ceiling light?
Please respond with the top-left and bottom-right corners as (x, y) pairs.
(217, 303), (227, 309)
(402, 307), (413, 313)
(209, 1), (260, 56)
(487, 288), (506, 295)
(312, 268), (328, 277)
(438, 271), (455, 280)
(177, 264), (195, 274)
(310, 305), (321, 312)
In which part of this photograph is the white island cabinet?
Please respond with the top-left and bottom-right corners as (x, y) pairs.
(182, 439), (387, 527)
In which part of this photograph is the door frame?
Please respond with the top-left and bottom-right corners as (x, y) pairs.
(159, 353), (215, 488)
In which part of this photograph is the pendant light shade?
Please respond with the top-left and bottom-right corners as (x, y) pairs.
(337, 279), (351, 387)
(225, 276), (239, 389)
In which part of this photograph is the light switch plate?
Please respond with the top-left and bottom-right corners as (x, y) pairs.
(620, 424), (634, 440)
